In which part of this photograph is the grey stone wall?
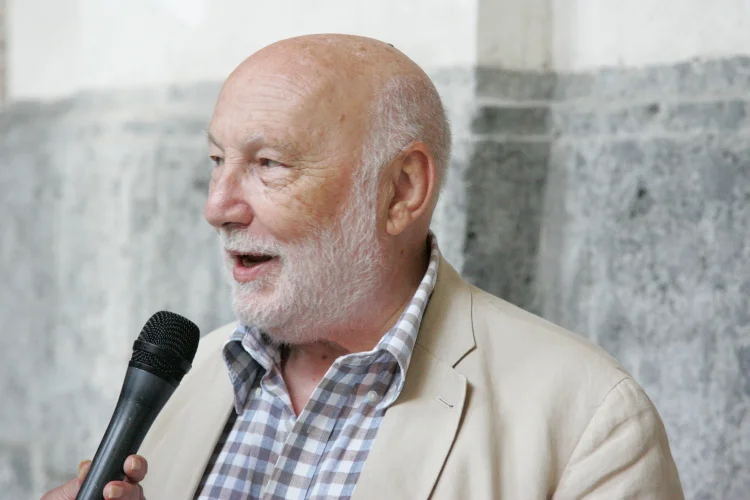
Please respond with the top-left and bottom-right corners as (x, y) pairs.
(0, 86), (235, 495)
(472, 57), (750, 499)
(1, 57), (749, 498)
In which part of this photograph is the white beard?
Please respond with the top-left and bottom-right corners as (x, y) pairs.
(218, 180), (385, 344)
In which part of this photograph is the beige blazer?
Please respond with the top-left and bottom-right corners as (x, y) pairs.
(140, 259), (683, 499)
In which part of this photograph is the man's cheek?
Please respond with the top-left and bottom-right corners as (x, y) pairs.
(263, 190), (325, 231)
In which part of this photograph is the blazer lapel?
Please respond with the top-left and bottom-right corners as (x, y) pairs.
(164, 359), (234, 500)
(352, 258), (476, 500)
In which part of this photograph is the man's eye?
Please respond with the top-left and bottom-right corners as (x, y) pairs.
(210, 156), (223, 167)
(259, 158), (286, 168)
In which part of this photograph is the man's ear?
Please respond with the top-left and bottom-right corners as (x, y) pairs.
(384, 142), (437, 236)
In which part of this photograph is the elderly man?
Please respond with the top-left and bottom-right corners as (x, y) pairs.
(44, 35), (683, 500)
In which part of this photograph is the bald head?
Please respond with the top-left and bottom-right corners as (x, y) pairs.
(239, 34), (412, 79)
(218, 34), (451, 193)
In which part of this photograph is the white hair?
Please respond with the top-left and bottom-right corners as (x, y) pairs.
(359, 74), (452, 194)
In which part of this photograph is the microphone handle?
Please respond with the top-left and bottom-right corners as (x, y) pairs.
(76, 367), (176, 500)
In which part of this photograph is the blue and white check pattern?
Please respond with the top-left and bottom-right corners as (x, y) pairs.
(195, 235), (440, 500)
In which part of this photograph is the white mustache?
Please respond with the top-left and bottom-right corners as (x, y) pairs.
(218, 229), (284, 256)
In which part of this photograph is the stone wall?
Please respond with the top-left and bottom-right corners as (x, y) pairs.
(1, 57), (749, 498)
(0, 85), (234, 495)
(471, 56), (750, 498)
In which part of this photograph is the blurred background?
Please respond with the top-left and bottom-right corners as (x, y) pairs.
(1, 0), (749, 498)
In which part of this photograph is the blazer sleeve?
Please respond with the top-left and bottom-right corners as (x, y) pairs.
(553, 377), (684, 500)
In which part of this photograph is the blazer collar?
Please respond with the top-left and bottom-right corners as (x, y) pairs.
(416, 256), (477, 367)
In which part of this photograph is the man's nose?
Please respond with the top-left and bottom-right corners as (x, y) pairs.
(204, 164), (253, 228)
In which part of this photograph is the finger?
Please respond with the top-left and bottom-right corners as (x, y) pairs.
(104, 480), (143, 499)
(123, 454), (148, 483)
(78, 460), (92, 485)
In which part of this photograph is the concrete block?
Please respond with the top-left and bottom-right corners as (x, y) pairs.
(662, 100), (750, 134)
(475, 67), (556, 101)
(552, 99), (750, 138)
(553, 56), (750, 102)
(463, 139), (550, 314)
(471, 105), (550, 136)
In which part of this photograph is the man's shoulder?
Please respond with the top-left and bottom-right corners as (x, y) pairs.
(439, 284), (682, 498)
(463, 284), (630, 398)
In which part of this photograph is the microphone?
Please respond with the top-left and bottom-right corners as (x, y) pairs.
(76, 311), (200, 500)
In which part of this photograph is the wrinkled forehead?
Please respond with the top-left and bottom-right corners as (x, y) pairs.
(210, 66), (371, 157)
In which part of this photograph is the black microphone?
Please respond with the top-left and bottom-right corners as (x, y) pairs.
(76, 311), (200, 500)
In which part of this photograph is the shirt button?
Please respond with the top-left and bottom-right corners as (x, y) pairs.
(366, 390), (379, 405)
(285, 419), (294, 432)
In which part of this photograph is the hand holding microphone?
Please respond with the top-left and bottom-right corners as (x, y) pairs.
(41, 456), (147, 500)
(40, 311), (200, 500)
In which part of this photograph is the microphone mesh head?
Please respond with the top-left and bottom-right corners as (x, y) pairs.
(130, 311), (200, 382)
(137, 311), (200, 361)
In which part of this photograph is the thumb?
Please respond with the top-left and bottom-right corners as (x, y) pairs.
(61, 476), (82, 497)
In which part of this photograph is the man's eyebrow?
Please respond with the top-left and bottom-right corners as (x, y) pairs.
(242, 133), (306, 160)
(207, 131), (301, 159)
(206, 131), (222, 149)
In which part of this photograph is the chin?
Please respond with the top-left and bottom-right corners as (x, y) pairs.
(233, 306), (322, 345)
(231, 292), (293, 337)
(230, 290), (338, 345)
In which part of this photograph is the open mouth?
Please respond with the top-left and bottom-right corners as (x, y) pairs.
(234, 252), (275, 268)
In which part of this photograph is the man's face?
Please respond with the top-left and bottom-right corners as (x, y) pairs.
(205, 64), (384, 342)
